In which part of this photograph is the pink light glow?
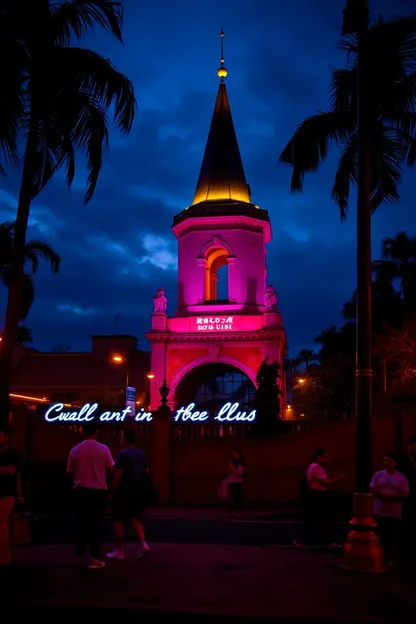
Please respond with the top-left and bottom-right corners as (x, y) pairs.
(148, 204), (286, 415)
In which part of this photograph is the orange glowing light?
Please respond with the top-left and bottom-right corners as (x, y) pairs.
(298, 378), (305, 384)
(10, 393), (48, 403)
(9, 393), (73, 408)
(112, 354), (124, 363)
(287, 404), (292, 410)
(146, 373), (155, 380)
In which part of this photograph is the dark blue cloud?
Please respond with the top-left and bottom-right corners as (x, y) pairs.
(0, 0), (415, 356)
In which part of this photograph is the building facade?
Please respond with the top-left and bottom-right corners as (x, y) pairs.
(10, 335), (150, 410)
(147, 49), (286, 416)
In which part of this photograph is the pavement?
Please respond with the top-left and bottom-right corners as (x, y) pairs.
(28, 507), (349, 546)
(2, 542), (415, 623)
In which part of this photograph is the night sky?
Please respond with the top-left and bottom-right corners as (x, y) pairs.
(0, 0), (415, 356)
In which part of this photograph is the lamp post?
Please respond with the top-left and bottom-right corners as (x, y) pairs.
(146, 372), (155, 409)
(340, 0), (385, 573)
(112, 354), (129, 386)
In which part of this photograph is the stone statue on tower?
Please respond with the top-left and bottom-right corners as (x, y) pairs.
(153, 287), (167, 314)
(264, 283), (278, 311)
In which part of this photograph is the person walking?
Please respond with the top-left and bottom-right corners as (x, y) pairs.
(66, 422), (114, 569)
(107, 429), (150, 560)
(370, 451), (410, 567)
(294, 449), (344, 549)
(397, 438), (416, 562)
(228, 450), (245, 514)
(0, 427), (22, 565)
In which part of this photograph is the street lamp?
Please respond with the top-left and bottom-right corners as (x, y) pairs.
(340, 0), (385, 573)
(112, 354), (129, 388)
(146, 373), (154, 409)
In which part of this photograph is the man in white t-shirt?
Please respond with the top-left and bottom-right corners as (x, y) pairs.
(370, 451), (410, 566)
(67, 422), (114, 569)
(295, 449), (344, 549)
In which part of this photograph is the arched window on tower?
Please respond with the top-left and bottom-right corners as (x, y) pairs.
(205, 247), (229, 302)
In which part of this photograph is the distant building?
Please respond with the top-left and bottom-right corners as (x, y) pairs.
(10, 335), (151, 410)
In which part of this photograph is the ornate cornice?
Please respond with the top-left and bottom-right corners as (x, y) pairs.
(145, 330), (284, 344)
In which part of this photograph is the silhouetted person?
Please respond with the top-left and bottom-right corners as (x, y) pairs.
(294, 449), (344, 549)
(0, 427), (22, 565)
(228, 450), (245, 513)
(107, 429), (150, 560)
(397, 439), (416, 562)
(67, 422), (114, 569)
(370, 451), (410, 567)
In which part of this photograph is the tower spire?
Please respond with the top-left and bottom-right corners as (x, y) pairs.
(192, 28), (251, 206)
(217, 28), (227, 81)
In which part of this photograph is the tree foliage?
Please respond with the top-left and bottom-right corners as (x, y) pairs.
(0, 220), (60, 320)
(280, 16), (416, 218)
(292, 232), (416, 416)
(253, 358), (281, 433)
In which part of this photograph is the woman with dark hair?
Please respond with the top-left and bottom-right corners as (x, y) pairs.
(294, 448), (344, 549)
(228, 450), (245, 513)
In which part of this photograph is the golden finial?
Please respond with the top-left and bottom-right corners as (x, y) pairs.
(217, 28), (227, 81)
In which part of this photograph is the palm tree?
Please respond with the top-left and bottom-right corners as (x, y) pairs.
(0, 5), (26, 175)
(375, 232), (416, 306)
(0, 1), (136, 424)
(279, 16), (416, 219)
(0, 221), (60, 320)
(16, 325), (33, 347)
(297, 348), (318, 370)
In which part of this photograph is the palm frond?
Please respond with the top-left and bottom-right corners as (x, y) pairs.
(24, 239), (61, 274)
(369, 122), (403, 210)
(51, 0), (123, 46)
(279, 111), (351, 193)
(64, 48), (135, 133)
(0, 20), (26, 175)
(0, 266), (35, 321)
(43, 46), (135, 202)
(331, 133), (358, 218)
(329, 68), (356, 114)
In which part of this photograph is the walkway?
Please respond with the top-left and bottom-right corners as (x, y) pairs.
(3, 542), (415, 622)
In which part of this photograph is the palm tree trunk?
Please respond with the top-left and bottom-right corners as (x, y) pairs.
(0, 127), (37, 427)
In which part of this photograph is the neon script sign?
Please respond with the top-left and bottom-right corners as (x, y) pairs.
(196, 316), (234, 331)
(43, 402), (256, 423)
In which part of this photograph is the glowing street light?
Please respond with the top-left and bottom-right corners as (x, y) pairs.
(298, 378), (306, 385)
(111, 353), (129, 388)
(146, 373), (154, 409)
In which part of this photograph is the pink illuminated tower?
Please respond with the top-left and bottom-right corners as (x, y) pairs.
(147, 31), (286, 415)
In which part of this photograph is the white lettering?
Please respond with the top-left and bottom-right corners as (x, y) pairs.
(44, 401), (254, 424)
(44, 403), (98, 423)
(195, 316), (234, 332)
(99, 407), (131, 422)
(215, 402), (257, 422)
(174, 403), (209, 422)
(135, 408), (153, 422)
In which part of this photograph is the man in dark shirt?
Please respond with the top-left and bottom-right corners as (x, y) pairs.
(107, 429), (150, 561)
(0, 426), (21, 565)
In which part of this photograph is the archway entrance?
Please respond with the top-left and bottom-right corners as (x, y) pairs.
(175, 363), (256, 416)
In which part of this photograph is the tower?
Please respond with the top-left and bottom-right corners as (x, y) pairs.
(147, 31), (286, 415)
